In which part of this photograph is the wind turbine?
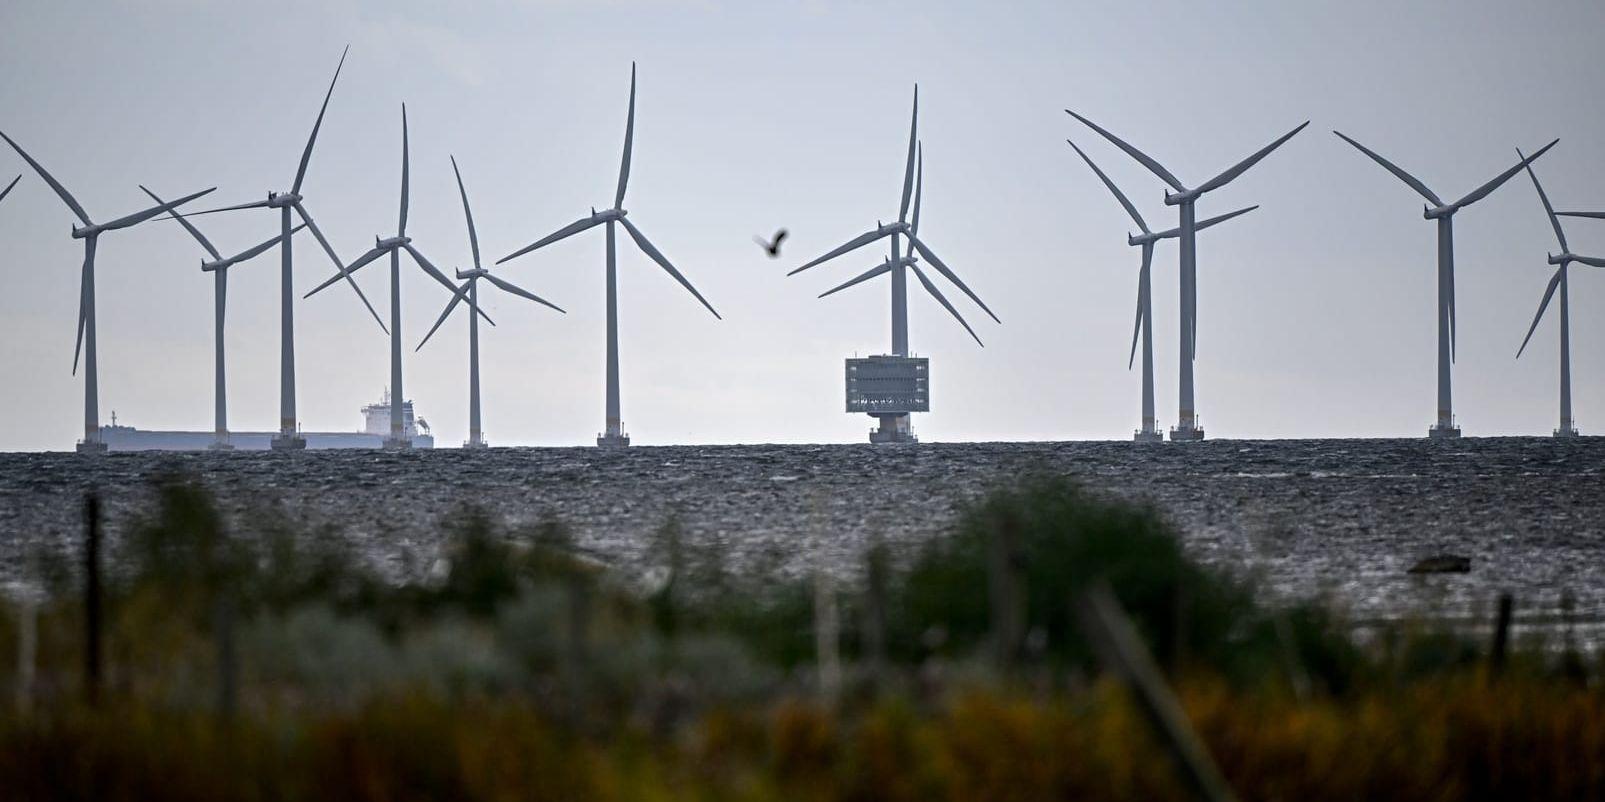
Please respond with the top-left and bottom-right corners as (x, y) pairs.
(791, 86), (998, 443)
(497, 63), (720, 448)
(0, 131), (213, 452)
(305, 105), (479, 449)
(1065, 139), (1256, 443)
(815, 143), (986, 345)
(1066, 110), (1306, 440)
(1333, 131), (1556, 438)
(142, 186), (303, 450)
(417, 156), (566, 449)
(177, 45), (385, 450)
(1514, 151), (1604, 438)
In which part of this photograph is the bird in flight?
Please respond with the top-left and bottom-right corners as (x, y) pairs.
(754, 228), (788, 258)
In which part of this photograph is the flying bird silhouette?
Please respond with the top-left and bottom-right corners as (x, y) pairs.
(754, 228), (788, 258)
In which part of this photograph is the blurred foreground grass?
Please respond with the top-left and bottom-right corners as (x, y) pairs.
(1, 474), (1602, 801)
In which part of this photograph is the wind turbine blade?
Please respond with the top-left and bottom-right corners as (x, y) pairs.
(405, 243), (494, 326)
(482, 271), (566, 314)
(1517, 269), (1562, 359)
(899, 85), (918, 223)
(1194, 121), (1309, 195)
(788, 228), (892, 276)
(1447, 256), (1456, 362)
(296, 203), (388, 334)
(100, 187), (215, 231)
(0, 174), (20, 206)
(229, 224), (305, 266)
(818, 261), (893, 298)
(617, 216), (721, 319)
(305, 245), (386, 298)
(1556, 211), (1605, 220)
(402, 243), (459, 294)
(398, 103), (409, 237)
(1571, 255), (1605, 268)
(0, 130), (92, 225)
(1067, 138), (1149, 234)
(497, 213), (605, 264)
(911, 264), (982, 346)
(72, 238), (94, 375)
(450, 155), (481, 269)
(1452, 139), (1557, 210)
(910, 142), (923, 238)
(168, 198), (274, 219)
(1518, 148), (1567, 253)
(293, 45), (349, 195)
(615, 62), (635, 210)
(140, 185), (221, 260)
(416, 282), (469, 352)
(1193, 205), (1259, 233)
(1331, 131), (1443, 206)
(906, 234), (1000, 324)
(1130, 243), (1153, 370)
(1063, 110), (1185, 193)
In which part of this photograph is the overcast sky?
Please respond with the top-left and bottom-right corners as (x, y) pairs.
(2, 0), (1604, 450)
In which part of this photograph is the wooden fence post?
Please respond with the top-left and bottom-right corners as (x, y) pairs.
(1073, 581), (1238, 802)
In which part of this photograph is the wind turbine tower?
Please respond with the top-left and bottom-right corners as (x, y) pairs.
(1066, 111), (1306, 441)
(792, 87), (998, 443)
(498, 63), (720, 448)
(0, 132), (212, 453)
(417, 156), (566, 449)
(1334, 132), (1556, 438)
(1066, 139), (1256, 443)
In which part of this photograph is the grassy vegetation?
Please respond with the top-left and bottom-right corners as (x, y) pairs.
(0, 473), (1602, 801)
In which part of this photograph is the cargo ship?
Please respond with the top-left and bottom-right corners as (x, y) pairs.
(98, 389), (434, 451)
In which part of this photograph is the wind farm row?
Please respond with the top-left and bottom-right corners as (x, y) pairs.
(0, 49), (1598, 450)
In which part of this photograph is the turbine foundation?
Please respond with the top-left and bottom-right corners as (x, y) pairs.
(1170, 418), (1205, 442)
(208, 441), (235, 451)
(383, 436), (413, 451)
(1555, 425), (1579, 438)
(869, 414), (917, 444)
(271, 434), (307, 451)
(75, 440), (107, 455)
(1428, 422), (1461, 439)
(597, 431), (631, 448)
(1134, 428), (1164, 444)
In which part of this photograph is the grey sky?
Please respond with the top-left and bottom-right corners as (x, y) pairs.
(2, 0), (1604, 450)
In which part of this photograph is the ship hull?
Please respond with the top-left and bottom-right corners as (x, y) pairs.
(99, 426), (433, 451)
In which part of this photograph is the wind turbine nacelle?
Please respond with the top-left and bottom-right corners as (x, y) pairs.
(1548, 253), (1568, 266)
(1129, 232), (1157, 246)
(70, 224), (96, 240)
(267, 191), (301, 208)
(376, 235), (411, 249)
(1163, 189), (1201, 206)
(1423, 204), (1455, 220)
(201, 258), (227, 273)
(456, 268), (487, 280)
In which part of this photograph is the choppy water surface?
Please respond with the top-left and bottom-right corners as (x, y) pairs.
(1, 438), (1601, 637)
